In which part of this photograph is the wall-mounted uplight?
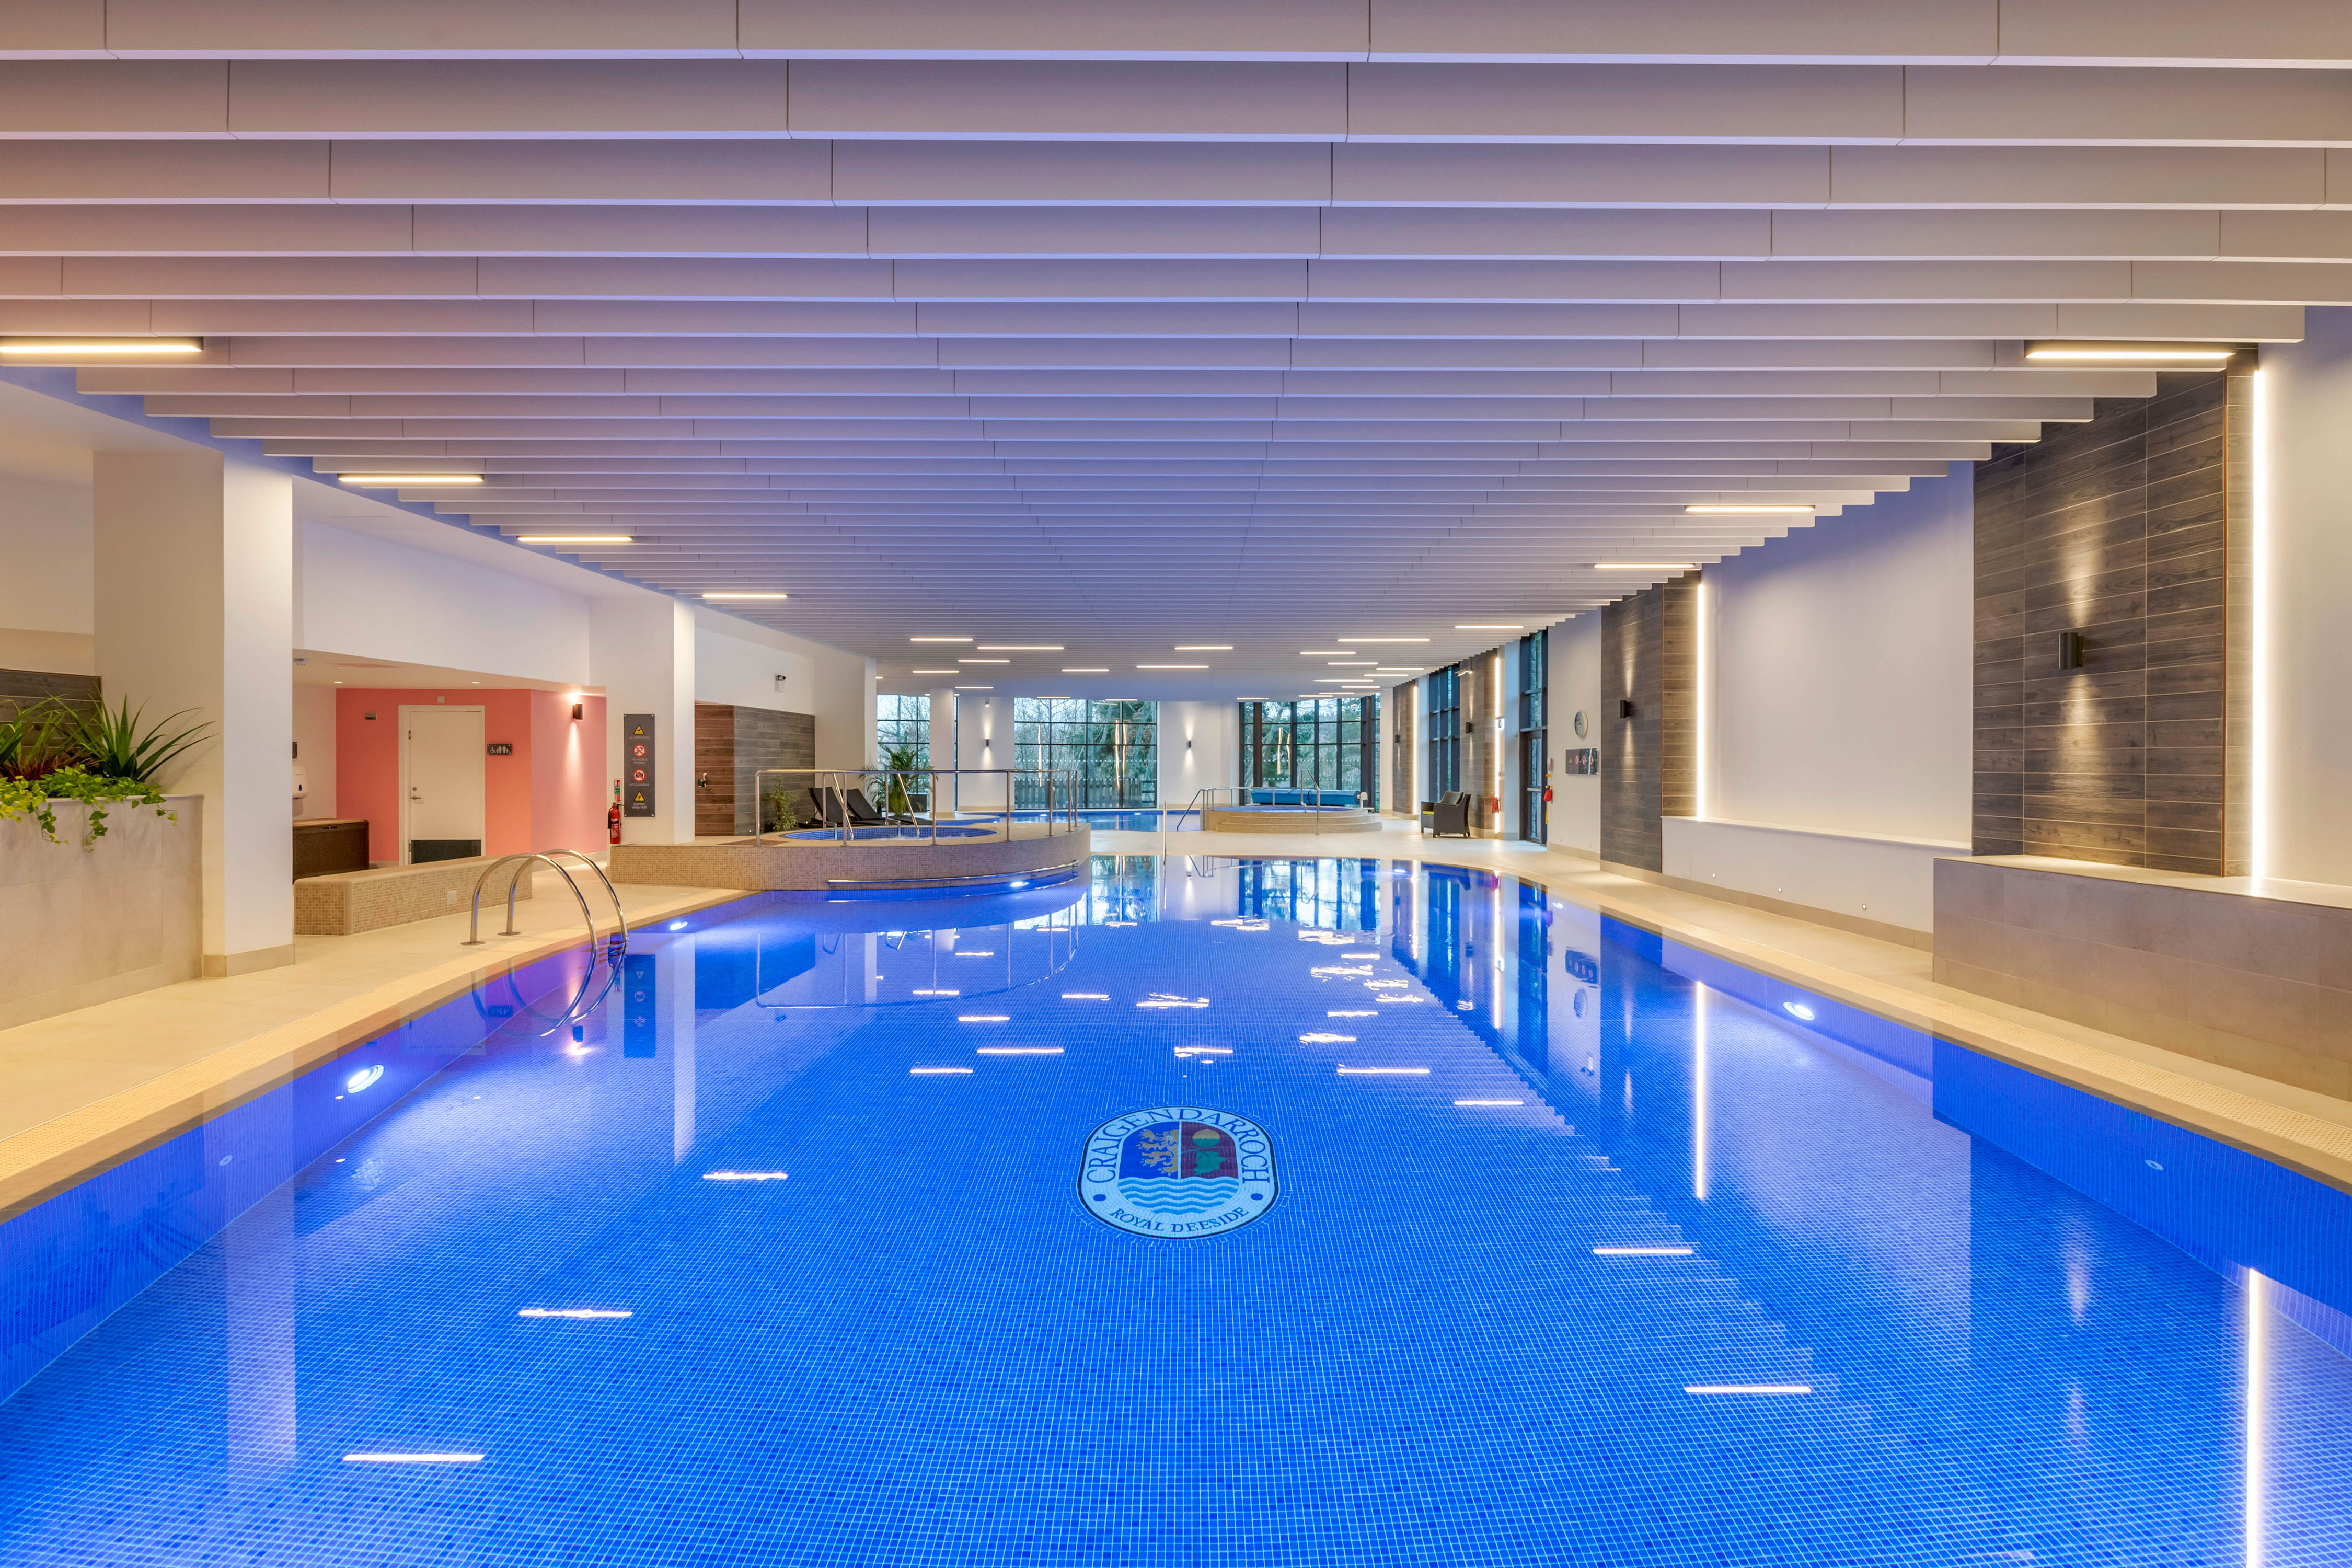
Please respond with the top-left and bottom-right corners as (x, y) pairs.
(0, 337), (203, 355)
(702, 592), (787, 601)
(2026, 342), (2237, 362)
(338, 474), (485, 487)
(1684, 505), (1813, 515)
(2058, 630), (2087, 671)
(516, 534), (632, 545)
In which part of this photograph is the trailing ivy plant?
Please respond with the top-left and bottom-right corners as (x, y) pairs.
(0, 766), (172, 848)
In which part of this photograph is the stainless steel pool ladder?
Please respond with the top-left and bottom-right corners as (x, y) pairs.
(460, 849), (630, 958)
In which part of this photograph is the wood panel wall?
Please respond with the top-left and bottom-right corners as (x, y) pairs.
(693, 701), (736, 838)
(695, 702), (818, 835)
(1973, 366), (2251, 875)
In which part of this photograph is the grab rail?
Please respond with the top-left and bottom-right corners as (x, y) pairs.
(460, 850), (627, 954)
(1164, 786), (1370, 849)
(748, 767), (1080, 846)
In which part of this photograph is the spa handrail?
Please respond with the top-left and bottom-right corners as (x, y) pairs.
(1167, 785), (1370, 846)
(460, 850), (626, 954)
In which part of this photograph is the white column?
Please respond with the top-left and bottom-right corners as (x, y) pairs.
(93, 451), (294, 975)
(591, 595), (696, 845)
(925, 686), (955, 810)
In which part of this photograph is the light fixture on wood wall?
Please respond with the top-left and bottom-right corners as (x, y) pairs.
(2058, 631), (2087, 671)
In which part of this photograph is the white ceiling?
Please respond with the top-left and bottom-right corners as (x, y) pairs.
(1, 1), (2332, 699)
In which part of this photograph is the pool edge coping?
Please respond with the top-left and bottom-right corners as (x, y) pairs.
(0, 885), (748, 1225)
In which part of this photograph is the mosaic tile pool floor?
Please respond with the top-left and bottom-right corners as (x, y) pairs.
(5, 855), (2350, 1566)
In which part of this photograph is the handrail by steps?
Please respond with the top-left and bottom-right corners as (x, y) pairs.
(460, 850), (627, 954)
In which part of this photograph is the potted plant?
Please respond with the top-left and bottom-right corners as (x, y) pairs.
(0, 698), (210, 848)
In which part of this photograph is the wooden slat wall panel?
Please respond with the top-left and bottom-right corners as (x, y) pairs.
(694, 700), (735, 838)
(1971, 368), (2245, 876)
(733, 705), (815, 834)
(1659, 572), (1700, 823)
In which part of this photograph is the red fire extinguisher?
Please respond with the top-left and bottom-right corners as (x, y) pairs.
(608, 780), (622, 845)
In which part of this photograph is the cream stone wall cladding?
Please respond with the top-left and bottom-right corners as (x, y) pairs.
(1934, 856), (2352, 1101)
(294, 855), (535, 937)
(1200, 806), (1381, 835)
(609, 823), (1088, 892)
(0, 795), (201, 1031)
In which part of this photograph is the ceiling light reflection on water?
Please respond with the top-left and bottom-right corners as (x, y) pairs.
(3, 855), (2350, 1568)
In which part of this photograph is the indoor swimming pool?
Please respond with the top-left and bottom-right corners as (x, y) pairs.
(4, 856), (2348, 1566)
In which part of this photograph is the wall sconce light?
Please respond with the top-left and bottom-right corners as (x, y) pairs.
(570, 702), (584, 721)
(1619, 699), (1635, 719)
(2057, 631), (2086, 671)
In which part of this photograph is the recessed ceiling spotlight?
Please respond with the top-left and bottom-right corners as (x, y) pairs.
(516, 534), (632, 545)
(338, 474), (485, 486)
(0, 337), (203, 355)
(702, 592), (787, 600)
(1685, 504), (1814, 514)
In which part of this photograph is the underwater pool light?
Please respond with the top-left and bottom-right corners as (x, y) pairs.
(1782, 1001), (1816, 1022)
(343, 1064), (384, 1093)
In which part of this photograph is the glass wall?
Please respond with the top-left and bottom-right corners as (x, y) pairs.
(875, 695), (931, 769)
(1012, 698), (1157, 808)
(1427, 668), (1462, 796)
(1237, 697), (1380, 808)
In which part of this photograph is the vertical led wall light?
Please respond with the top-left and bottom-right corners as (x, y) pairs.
(2250, 366), (2271, 882)
(1694, 578), (1710, 820)
(2057, 631), (2086, 671)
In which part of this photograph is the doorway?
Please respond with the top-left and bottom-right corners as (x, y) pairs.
(398, 705), (486, 863)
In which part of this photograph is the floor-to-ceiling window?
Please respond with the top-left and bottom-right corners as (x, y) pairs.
(1237, 697), (1380, 808)
(1428, 667), (1462, 795)
(1012, 698), (1156, 808)
(1517, 630), (1548, 843)
(875, 695), (930, 770)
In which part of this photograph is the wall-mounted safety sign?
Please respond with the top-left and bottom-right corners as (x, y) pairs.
(624, 713), (656, 816)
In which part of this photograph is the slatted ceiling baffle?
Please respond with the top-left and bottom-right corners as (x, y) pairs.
(0, 5), (2330, 690)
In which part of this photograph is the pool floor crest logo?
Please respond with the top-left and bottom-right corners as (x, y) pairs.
(1080, 1107), (1278, 1239)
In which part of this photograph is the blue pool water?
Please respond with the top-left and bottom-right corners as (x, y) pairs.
(5, 856), (2350, 1566)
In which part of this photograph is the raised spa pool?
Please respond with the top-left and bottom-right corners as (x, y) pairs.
(4, 856), (2349, 1566)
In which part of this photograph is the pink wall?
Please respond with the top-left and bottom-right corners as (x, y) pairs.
(335, 688), (608, 863)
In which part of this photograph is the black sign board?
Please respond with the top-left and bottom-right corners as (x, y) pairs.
(624, 712), (656, 817)
(486, 742), (514, 756)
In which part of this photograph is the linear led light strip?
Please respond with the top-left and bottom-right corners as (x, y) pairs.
(2027, 343), (2236, 361)
(0, 337), (202, 354)
(339, 474), (485, 487)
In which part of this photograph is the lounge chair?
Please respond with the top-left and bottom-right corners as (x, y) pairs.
(844, 788), (890, 826)
(1423, 791), (1472, 838)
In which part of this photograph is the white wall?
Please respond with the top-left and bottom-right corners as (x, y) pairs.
(1704, 471), (1974, 843)
(1547, 613), (1603, 857)
(298, 521), (593, 686)
(2255, 307), (2352, 887)
(693, 624), (816, 712)
(291, 681), (336, 818)
(1157, 699), (1235, 809)
(0, 474), (93, 673)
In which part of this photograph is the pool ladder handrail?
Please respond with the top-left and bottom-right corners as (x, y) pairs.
(460, 849), (630, 956)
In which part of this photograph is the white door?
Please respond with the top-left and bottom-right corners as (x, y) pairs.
(399, 705), (487, 863)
